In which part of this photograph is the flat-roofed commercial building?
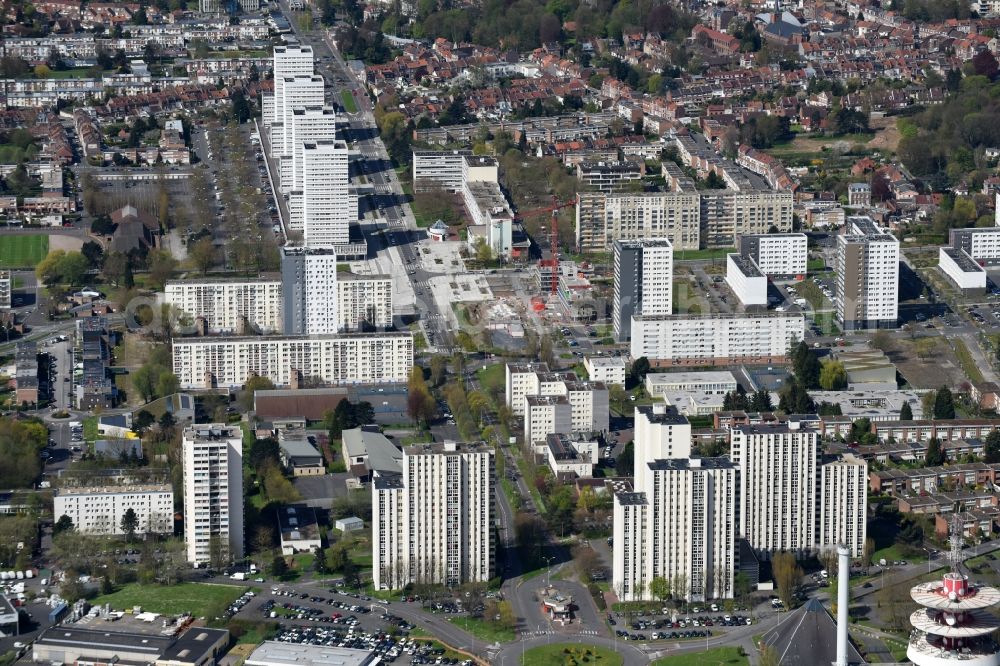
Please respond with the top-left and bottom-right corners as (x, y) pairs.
(725, 254), (767, 306)
(246, 642), (378, 666)
(939, 246), (987, 292)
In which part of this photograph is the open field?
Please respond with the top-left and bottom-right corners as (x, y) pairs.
(652, 647), (749, 665)
(92, 582), (245, 617)
(448, 616), (516, 643)
(883, 336), (967, 389)
(521, 644), (623, 666)
(0, 234), (48, 267)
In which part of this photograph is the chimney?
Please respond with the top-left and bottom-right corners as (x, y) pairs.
(236, 315), (252, 336)
(289, 369), (302, 390)
(195, 316), (207, 337)
(203, 371), (213, 390)
(836, 545), (850, 666)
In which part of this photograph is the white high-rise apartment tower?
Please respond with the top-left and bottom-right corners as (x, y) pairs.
(820, 453), (868, 558)
(182, 424), (245, 564)
(275, 75), (326, 193)
(836, 216), (899, 330)
(612, 239), (673, 342)
(280, 247), (339, 335)
(373, 442), (494, 590)
(612, 405), (736, 602)
(266, 44), (315, 128)
(287, 106), (337, 192)
(730, 423), (818, 557)
(301, 140), (353, 248)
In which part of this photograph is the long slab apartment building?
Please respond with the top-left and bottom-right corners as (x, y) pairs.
(172, 332), (414, 390)
(576, 188), (793, 252)
(165, 250), (393, 335)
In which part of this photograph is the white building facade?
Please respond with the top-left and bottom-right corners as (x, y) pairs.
(54, 485), (173, 536)
(725, 254), (768, 306)
(164, 279), (283, 334)
(613, 239), (673, 342)
(737, 233), (808, 277)
(730, 424), (819, 557)
(819, 453), (868, 558)
(182, 425), (245, 564)
(301, 140), (353, 247)
(630, 313), (805, 366)
(836, 217), (899, 331)
(372, 443), (493, 590)
(171, 332), (414, 389)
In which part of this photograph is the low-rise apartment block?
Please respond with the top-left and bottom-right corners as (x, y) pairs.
(583, 356), (627, 385)
(725, 254), (767, 306)
(630, 312), (805, 367)
(737, 233), (808, 277)
(54, 484), (173, 535)
(164, 278), (283, 334)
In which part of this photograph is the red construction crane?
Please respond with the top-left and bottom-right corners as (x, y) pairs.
(514, 196), (577, 294)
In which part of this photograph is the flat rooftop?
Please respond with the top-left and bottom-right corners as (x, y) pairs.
(646, 370), (738, 386)
(943, 247), (986, 273)
(729, 254), (764, 277)
(246, 641), (378, 666)
(636, 404), (689, 425)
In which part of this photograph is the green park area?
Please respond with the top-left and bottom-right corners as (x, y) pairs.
(0, 234), (48, 268)
(92, 582), (245, 618)
(521, 644), (623, 666)
(652, 647), (749, 665)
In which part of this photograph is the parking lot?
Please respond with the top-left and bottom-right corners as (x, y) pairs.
(609, 609), (755, 643)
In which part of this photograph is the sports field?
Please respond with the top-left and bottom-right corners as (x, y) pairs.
(0, 234), (48, 267)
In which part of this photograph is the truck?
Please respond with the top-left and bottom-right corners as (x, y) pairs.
(230, 572), (247, 581)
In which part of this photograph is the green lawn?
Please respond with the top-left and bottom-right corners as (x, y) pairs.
(448, 616), (516, 643)
(477, 364), (505, 397)
(0, 234), (48, 268)
(953, 338), (985, 384)
(522, 644), (622, 666)
(92, 582), (245, 618)
(652, 647), (749, 665)
(47, 67), (97, 79)
(674, 247), (734, 261)
(83, 416), (98, 443)
(340, 90), (358, 113)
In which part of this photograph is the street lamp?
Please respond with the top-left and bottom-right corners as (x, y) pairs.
(543, 555), (554, 588)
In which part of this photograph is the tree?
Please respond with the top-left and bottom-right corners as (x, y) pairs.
(925, 437), (947, 466)
(81, 241), (104, 268)
(772, 551), (802, 610)
(539, 335), (554, 366)
(158, 411), (176, 434)
(791, 341), (821, 388)
(36, 250), (90, 288)
(54, 514), (75, 536)
(120, 507), (139, 542)
(241, 375), (276, 412)
(934, 386), (956, 419)
(819, 359), (848, 390)
(900, 401), (913, 421)
(986, 430), (1000, 463)
(870, 329), (893, 352)
(972, 50), (999, 80)
(313, 546), (328, 574)
(131, 364), (159, 403)
(134, 410), (155, 433)
(407, 367), (436, 424)
(630, 357), (651, 385)
(270, 554), (289, 579)
(749, 388), (773, 412)
(156, 372), (179, 399)
(147, 250), (177, 290)
(616, 441), (634, 476)
(429, 355), (447, 387)
(189, 236), (216, 275)
(649, 576), (671, 603)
